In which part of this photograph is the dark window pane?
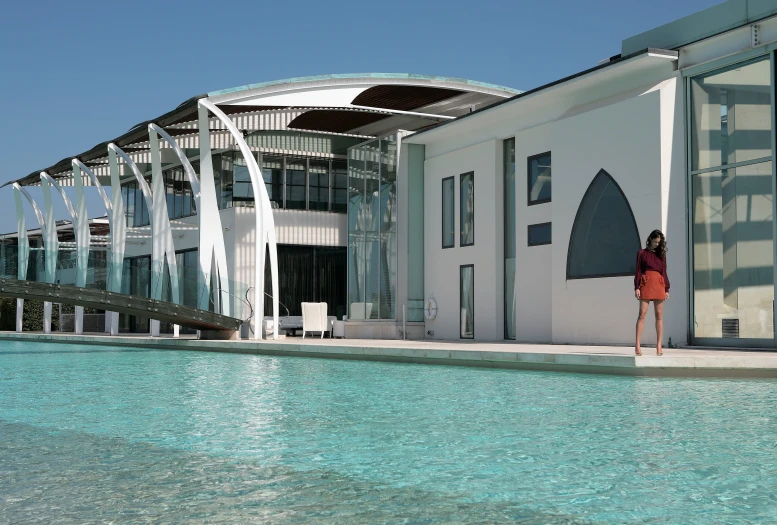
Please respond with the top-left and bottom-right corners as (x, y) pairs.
(285, 159), (306, 210)
(262, 156), (283, 208)
(442, 177), (454, 248)
(567, 170), (640, 278)
(332, 160), (348, 213)
(528, 152), (552, 204)
(165, 169), (175, 219)
(528, 223), (551, 246)
(309, 160), (329, 211)
(232, 153), (254, 208)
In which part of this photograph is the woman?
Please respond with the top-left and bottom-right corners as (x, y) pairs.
(634, 230), (670, 356)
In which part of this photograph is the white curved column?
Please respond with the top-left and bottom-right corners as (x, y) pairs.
(106, 151), (127, 335)
(150, 123), (230, 317)
(39, 173), (61, 334)
(74, 159), (116, 334)
(199, 99), (279, 339)
(12, 184), (31, 332)
(110, 143), (179, 336)
(15, 182), (57, 332)
(41, 172), (90, 334)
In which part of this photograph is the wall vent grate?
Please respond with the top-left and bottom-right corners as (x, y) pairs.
(722, 318), (740, 338)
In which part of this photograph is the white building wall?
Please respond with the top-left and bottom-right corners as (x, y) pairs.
(418, 75), (688, 347)
(514, 123), (553, 343)
(423, 139), (502, 341)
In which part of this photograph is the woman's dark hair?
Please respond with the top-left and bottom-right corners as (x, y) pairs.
(646, 229), (667, 260)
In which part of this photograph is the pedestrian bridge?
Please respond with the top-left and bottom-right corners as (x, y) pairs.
(0, 278), (243, 334)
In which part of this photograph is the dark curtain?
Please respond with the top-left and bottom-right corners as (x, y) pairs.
(264, 245), (346, 318)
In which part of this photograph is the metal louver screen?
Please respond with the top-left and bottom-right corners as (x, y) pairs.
(722, 318), (740, 338)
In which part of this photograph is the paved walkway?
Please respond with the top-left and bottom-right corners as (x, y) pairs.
(3, 331), (777, 377)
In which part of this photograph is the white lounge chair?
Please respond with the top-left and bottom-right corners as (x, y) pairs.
(301, 302), (328, 338)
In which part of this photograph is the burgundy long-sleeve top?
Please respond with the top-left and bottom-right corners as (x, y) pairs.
(634, 249), (670, 292)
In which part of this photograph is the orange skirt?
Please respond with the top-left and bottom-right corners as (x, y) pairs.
(639, 270), (666, 301)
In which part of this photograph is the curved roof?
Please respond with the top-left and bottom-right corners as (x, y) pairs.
(4, 73), (521, 187)
(207, 73), (520, 99)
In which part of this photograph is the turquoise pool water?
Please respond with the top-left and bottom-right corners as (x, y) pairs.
(1, 341), (776, 524)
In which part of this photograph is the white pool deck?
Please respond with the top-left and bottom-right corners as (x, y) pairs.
(3, 331), (777, 378)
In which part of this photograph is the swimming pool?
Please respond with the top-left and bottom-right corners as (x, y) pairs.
(1, 341), (775, 524)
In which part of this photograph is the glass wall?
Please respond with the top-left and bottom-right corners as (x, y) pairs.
(347, 133), (399, 320)
(504, 139), (516, 339)
(690, 56), (774, 342)
(122, 152), (347, 215)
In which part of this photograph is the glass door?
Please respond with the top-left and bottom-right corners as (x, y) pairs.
(689, 56), (775, 346)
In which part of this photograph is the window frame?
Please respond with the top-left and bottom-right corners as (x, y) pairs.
(442, 176), (455, 249)
(460, 263), (475, 339)
(527, 222), (552, 246)
(527, 151), (552, 206)
(460, 171), (475, 247)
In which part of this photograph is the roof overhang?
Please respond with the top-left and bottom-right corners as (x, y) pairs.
(404, 49), (679, 146)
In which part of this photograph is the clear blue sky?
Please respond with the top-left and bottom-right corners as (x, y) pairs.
(0, 0), (719, 232)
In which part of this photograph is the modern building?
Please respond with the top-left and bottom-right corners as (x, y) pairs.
(0, 74), (517, 336)
(3, 0), (777, 350)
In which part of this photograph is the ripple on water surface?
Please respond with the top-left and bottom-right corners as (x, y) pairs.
(1, 341), (776, 524)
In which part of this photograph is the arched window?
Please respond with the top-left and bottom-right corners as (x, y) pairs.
(567, 170), (640, 279)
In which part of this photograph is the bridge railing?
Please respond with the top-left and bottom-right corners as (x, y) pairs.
(0, 246), (253, 323)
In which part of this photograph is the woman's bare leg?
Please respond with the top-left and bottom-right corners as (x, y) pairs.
(654, 300), (665, 355)
(635, 300), (650, 355)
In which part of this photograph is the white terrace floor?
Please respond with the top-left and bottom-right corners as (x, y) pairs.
(2, 332), (777, 377)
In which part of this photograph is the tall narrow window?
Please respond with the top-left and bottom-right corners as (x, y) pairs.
(528, 152), (551, 205)
(504, 139), (516, 340)
(460, 172), (474, 246)
(460, 264), (474, 339)
(442, 176), (454, 248)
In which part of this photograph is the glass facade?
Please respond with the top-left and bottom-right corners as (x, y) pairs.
(121, 152), (347, 219)
(690, 56), (775, 342)
(347, 134), (398, 320)
(504, 139), (516, 340)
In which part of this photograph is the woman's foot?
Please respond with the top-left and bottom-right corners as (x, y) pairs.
(656, 347), (663, 356)
(635, 347), (642, 356)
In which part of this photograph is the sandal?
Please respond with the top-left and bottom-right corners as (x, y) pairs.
(656, 350), (663, 356)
